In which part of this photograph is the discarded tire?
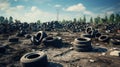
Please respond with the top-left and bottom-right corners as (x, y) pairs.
(24, 34), (31, 39)
(0, 44), (7, 53)
(73, 37), (92, 52)
(81, 34), (93, 38)
(16, 30), (27, 37)
(31, 35), (40, 45)
(31, 31), (47, 45)
(42, 37), (62, 48)
(85, 27), (93, 34)
(35, 31), (47, 42)
(110, 38), (120, 45)
(20, 51), (48, 67)
(98, 35), (109, 42)
(95, 32), (101, 38)
(9, 37), (19, 42)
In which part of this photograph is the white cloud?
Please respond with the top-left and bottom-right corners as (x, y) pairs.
(31, 6), (38, 11)
(0, 2), (10, 10)
(54, 4), (61, 8)
(106, 11), (114, 15)
(84, 11), (93, 15)
(66, 3), (86, 12)
(16, 5), (24, 10)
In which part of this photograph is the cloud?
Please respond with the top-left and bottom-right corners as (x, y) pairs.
(106, 11), (114, 15)
(0, 1), (10, 11)
(84, 11), (93, 15)
(16, 5), (24, 10)
(66, 3), (86, 12)
(54, 4), (61, 8)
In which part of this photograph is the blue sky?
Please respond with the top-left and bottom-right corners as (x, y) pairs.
(0, 0), (120, 22)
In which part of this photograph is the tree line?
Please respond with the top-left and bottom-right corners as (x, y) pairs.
(61, 13), (120, 24)
(0, 13), (120, 24)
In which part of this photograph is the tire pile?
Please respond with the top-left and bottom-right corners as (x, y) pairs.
(73, 38), (92, 52)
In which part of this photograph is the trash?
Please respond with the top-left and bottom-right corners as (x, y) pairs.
(89, 59), (95, 63)
(101, 53), (106, 56)
(20, 51), (48, 67)
(110, 50), (120, 56)
(73, 37), (92, 52)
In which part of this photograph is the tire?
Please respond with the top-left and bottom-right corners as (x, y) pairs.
(30, 35), (40, 45)
(74, 46), (92, 52)
(24, 34), (31, 39)
(42, 37), (62, 48)
(85, 27), (93, 34)
(35, 31), (47, 42)
(74, 37), (91, 44)
(31, 31), (47, 45)
(95, 32), (101, 38)
(20, 51), (48, 67)
(98, 35), (109, 42)
(0, 44), (7, 54)
(73, 42), (92, 48)
(9, 37), (19, 42)
(73, 37), (92, 52)
(110, 38), (120, 45)
(81, 34), (93, 38)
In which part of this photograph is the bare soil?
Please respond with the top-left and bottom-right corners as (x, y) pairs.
(0, 32), (120, 67)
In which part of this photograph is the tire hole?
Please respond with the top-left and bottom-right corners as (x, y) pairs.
(27, 54), (40, 59)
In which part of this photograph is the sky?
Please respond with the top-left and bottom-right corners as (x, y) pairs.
(0, 0), (120, 23)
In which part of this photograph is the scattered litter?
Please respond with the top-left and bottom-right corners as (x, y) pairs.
(110, 50), (120, 56)
(89, 59), (95, 63)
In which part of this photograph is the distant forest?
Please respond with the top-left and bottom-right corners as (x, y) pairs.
(0, 13), (120, 24)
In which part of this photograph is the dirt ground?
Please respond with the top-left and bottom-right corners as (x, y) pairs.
(0, 32), (120, 67)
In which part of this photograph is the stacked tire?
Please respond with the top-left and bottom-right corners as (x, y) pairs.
(20, 51), (48, 67)
(73, 37), (92, 52)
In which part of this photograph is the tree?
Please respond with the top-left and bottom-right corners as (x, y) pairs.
(0, 16), (5, 23)
(79, 17), (82, 23)
(90, 17), (93, 23)
(109, 14), (115, 23)
(83, 15), (86, 23)
(115, 14), (120, 23)
(9, 16), (13, 23)
(37, 20), (41, 24)
(104, 15), (108, 22)
(94, 18), (98, 24)
(62, 19), (66, 24)
(4, 17), (8, 23)
(73, 18), (77, 23)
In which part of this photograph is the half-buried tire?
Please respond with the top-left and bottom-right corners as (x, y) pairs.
(42, 37), (62, 48)
(0, 44), (7, 54)
(110, 38), (120, 45)
(20, 51), (48, 67)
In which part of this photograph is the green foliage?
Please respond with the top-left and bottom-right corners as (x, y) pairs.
(37, 20), (41, 24)
(0, 16), (5, 23)
(73, 18), (77, 23)
(90, 17), (93, 23)
(9, 16), (13, 23)
(109, 14), (115, 23)
(83, 15), (86, 23)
